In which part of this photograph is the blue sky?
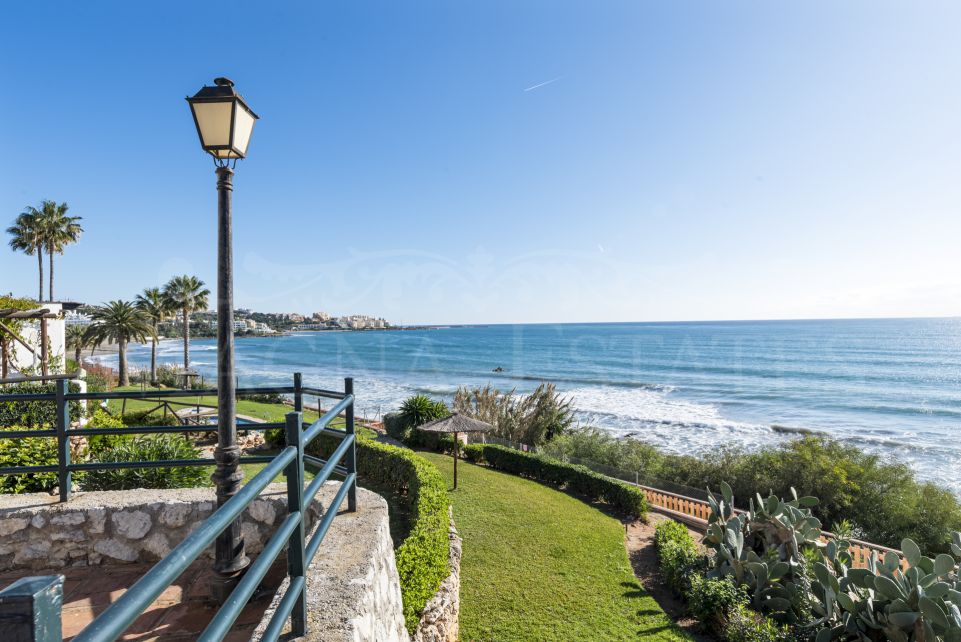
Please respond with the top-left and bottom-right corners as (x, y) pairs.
(1, 1), (959, 324)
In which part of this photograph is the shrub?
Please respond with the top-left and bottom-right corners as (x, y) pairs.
(400, 395), (449, 429)
(81, 435), (207, 490)
(654, 520), (704, 594)
(306, 433), (449, 632)
(722, 605), (795, 642)
(480, 444), (647, 518)
(238, 392), (284, 404)
(0, 426), (58, 493)
(462, 443), (485, 463)
(0, 382), (84, 427)
(383, 412), (407, 441)
(533, 427), (961, 555)
(688, 574), (746, 625)
(84, 409), (127, 452)
(453, 383), (575, 446)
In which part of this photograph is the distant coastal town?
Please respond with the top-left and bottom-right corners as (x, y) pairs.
(65, 307), (393, 338)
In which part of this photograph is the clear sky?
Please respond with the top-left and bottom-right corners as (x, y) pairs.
(1, 1), (959, 325)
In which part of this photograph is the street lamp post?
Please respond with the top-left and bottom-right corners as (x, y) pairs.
(186, 77), (259, 602)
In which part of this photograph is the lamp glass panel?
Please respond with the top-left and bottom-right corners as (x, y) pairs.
(231, 106), (256, 157)
(192, 101), (233, 148)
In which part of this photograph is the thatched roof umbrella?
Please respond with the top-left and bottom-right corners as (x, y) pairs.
(416, 413), (494, 489)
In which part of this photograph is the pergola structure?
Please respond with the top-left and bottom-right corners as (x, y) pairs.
(0, 307), (59, 381)
(416, 413), (494, 489)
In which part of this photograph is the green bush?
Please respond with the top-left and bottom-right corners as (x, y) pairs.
(462, 443), (485, 463)
(0, 426), (59, 493)
(536, 427), (961, 555)
(687, 574), (746, 625)
(480, 444), (647, 518)
(383, 412), (407, 441)
(722, 604), (795, 642)
(654, 520), (704, 594)
(0, 382), (84, 427)
(81, 435), (207, 490)
(306, 433), (449, 632)
(453, 383), (575, 446)
(119, 409), (182, 427)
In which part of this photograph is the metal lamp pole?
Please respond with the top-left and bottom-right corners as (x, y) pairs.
(186, 77), (259, 602)
(209, 165), (249, 601)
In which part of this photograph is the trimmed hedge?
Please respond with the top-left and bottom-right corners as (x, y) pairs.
(0, 426), (59, 493)
(478, 444), (648, 519)
(0, 382), (84, 427)
(306, 434), (449, 633)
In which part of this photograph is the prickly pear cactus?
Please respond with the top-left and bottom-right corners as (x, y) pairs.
(704, 482), (822, 621)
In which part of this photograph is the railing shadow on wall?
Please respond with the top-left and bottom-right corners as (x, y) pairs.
(0, 374), (359, 641)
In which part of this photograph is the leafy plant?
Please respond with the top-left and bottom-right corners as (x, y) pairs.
(81, 434), (207, 490)
(704, 482), (822, 622)
(0, 426), (58, 493)
(0, 381), (83, 427)
(453, 383), (575, 446)
(689, 574), (748, 626)
(480, 444), (647, 518)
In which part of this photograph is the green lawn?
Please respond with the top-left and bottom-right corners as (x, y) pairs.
(102, 386), (376, 486)
(105, 386), (328, 424)
(418, 452), (691, 642)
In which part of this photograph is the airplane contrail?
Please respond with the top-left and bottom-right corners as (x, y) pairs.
(524, 76), (564, 92)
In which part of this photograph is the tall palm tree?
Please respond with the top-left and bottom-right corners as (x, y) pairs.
(162, 275), (210, 372)
(7, 210), (45, 301)
(135, 287), (170, 386)
(65, 324), (93, 367)
(38, 201), (83, 301)
(84, 300), (154, 386)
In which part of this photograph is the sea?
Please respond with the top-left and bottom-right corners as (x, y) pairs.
(90, 318), (961, 494)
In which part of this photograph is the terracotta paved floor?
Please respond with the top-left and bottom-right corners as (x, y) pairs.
(0, 560), (284, 641)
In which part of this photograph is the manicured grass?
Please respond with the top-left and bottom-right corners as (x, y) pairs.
(105, 385), (327, 424)
(103, 387), (376, 486)
(418, 452), (691, 642)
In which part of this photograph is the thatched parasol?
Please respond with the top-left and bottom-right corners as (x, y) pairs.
(416, 413), (493, 488)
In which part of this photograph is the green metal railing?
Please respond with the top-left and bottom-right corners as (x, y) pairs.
(0, 374), (358, 641)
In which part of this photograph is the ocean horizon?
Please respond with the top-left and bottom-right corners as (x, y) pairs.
(91, 317), (961, 495)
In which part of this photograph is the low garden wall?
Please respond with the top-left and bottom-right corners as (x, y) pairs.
(0, 483), (411, 642)
(0, 484), (319, 570)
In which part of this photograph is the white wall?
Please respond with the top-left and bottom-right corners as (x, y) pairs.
(10, 303), (66, 374)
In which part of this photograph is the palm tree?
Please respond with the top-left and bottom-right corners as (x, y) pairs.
(7, 209), (45, 301)
(65, 324), (93, 367)
(162, 275), (210, 372)
(85, 300), (154, 386)
(38, 201), (83, 301)
(135, 287), (170, 386)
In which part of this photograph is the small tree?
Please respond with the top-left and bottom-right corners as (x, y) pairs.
(162, 275), (209, 372)
(135, 287), (170, 386)
(85, 300), (154, 386)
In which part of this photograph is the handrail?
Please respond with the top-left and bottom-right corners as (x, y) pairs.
(35, 374), (362, 642)
(303, 395), (354, 444)
(0, 378), (349, 502)
(72, 447), (297, 642)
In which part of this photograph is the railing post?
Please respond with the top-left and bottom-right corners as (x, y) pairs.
(284, 411), (307, 637)
(293, 372), (303, 413)
(54, 379), (70, 502)
(345, 377), (357, 512)
(0, 575), (64, 642)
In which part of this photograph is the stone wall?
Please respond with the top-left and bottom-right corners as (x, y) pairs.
(253, 484), (409, 642)
(0, 484), (318, 571)
(413, 509), (462, 642)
